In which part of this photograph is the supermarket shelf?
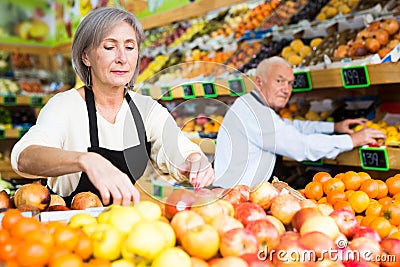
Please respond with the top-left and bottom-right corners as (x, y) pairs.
(0, 94), (51, 106)
(0, 42), (72, 56)
(0, 160), (22, 179)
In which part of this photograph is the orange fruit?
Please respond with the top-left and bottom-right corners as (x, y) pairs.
(24, 224), (55, 249)
(369, 216), (392, 239)
(323, 178), (345, 195)
(0, 238), (20, 262)
(348, 190), (370, 214)
(356, 215), (364, 224)
(376, 180), (389, 199)
(359, 179), (379, 199)
(342, 171), (362, 191)
(48, 252), (84, 267)
(53, 226), (80, 252)
(389, 230), (400, 240)
(358, 171), (372, 182)
(1, 209), (24, 231)
(360, 215), (377, 227)
(313, 172), (332, 184)
(386, 175), (400, 196)
(326, 191), (346, 206)
(10, 217), (41, 240)
(304, 181), (324, 200)
(333, 200), (354, 214)
(85, 258), (112, 267)
(365, 202), (383, 217)
(334, 173), (345, 180)
(381, 200), (400, 226)
(378, 196), (393, 206)
(392, 192), (400, 201)
(0, 228), (10, 244)
(74, 231), (93, 260)
(45, 221), (66, 234)
(317, 196), (328, 204)
(344, 190), (355, 200)
(16, 240), (51, 267)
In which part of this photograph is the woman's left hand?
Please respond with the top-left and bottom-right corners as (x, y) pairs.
(179, 153), (215, 189)
(334, 118), (368, 134)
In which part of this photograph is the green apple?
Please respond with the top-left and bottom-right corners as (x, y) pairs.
(91, 223), (124, 261)
(123, 221), (167, 261)
(68, 213), (98, 228)
(151, 247), (191, 267)
(133, 200), (162, 221)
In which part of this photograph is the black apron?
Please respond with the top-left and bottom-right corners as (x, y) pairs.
(250, 91), (284, 179)
(64, 86), (151, 206)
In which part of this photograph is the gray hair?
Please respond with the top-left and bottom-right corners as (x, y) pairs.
(72, 7), (145, 88)
(255, 56), (291, 80)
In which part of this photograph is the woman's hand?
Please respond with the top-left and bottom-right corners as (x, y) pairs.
(79, 152), (140, 206)
(334, 118), (368, 134)
(350, 127), (386, 147)
(179, 152), (215, 189)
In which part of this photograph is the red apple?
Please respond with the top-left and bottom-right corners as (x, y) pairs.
(329, 209), (358, 238)
(170, 210), (205, 242)
(165, 189), (196, 219)
(210, 213), (243, 237)
(234, 185), (250, 201)
(352, 226), (381, 243)
(298, 231), (335, 260)
(272, 237), (308, 266)
(193, 188), (217, 205)
(270, 194), (302, 225)
(264, 215), (286, 235)
(380, 238), (400, 267)
(348, 237), (382, 263)
(234, 202), (267, 227)
(191, 200), (227, 224)
(209, 256), (249, 267)
(181, 224), (220, 260)
(280, 231), (300, 243)
(216, 199), (234, 217)
(300, 215), (340, 241)
(249, 181), (279, 210)
(246, 219), (281, 250)
(291, 207), (322, 232)
(219, 228), (258, 257)
(241, 253), (273, 267)
(222, 188), (247, 206)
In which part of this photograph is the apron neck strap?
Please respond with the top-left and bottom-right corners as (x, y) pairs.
(85, 86), (99, 147)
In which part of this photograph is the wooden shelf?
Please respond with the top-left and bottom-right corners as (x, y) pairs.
(0, 95), (52, 106)
(0, 160), (22, 179)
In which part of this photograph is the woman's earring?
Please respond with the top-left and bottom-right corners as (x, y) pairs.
(86, 66), (91, 87)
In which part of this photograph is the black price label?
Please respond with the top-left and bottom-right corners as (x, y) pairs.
(153, 184), (163, 198)
(292, 72), (312, 92)
(302, 159), (323, 166)
(182, 84), (196, 99)
(30, 96), (43, 107)
(2, 95), (16, 106)
(141, 88), (151, 96)
(160, 86), (173, 101)
(359, 146), (389, 171)
(228, 78), (245, 96)
(0, 129), (4, 139)
(341, 66), (370, 88)
(202, 82), (217, 98)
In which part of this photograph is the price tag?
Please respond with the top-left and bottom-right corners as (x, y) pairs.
(19, 128), (29, 138)
(153, 184), (163, 198)
(141, 88), (151, 96)
(302, 159), (323, 166)
(359, 146), (389, 171)
(202, 82), (218, 98)
(0, 129), (4, 139)
(30, 96), (43, 107)
(341, 66), (370, 88)
(292, 71), (312, 92)
(2, 95), (16, 106)
(228, 78), (245, 96)
(160, 86), (173, 101)
(182, 84), (196, 99)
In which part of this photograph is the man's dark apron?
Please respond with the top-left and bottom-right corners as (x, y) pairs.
(63, 87), (151, 206)
(250, 91), (284, 179)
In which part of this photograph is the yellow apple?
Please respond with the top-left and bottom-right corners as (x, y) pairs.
(91, 223), (124, 261)
(151, 247), (191, 267)
(133, 200), (162, 221)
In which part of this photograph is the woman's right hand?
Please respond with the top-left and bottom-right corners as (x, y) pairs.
(79, 152), (140, 206)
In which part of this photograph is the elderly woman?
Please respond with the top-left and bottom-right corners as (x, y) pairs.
(11, 7), (214, 206)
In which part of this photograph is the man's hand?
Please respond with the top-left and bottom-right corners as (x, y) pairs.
(334, 118), (368, 134)
(179, 153), (215, 189)
(350, 127), (386, 147)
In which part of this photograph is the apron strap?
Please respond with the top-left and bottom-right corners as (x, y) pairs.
(125, 93), (147, 144)
(85, 86), (100, 147)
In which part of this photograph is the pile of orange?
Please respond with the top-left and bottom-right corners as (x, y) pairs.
(0, 209), (109, 267)
(301, 171), (400, 240)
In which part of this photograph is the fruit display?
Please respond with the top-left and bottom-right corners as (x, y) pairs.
(353, 0), (394, 12)
(333, 18), (400, 60)
(353, 120), (400, 147)
(281, 38), (322, 67)
(289, 0), (331, 25)
(315, 0), (360, 21)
